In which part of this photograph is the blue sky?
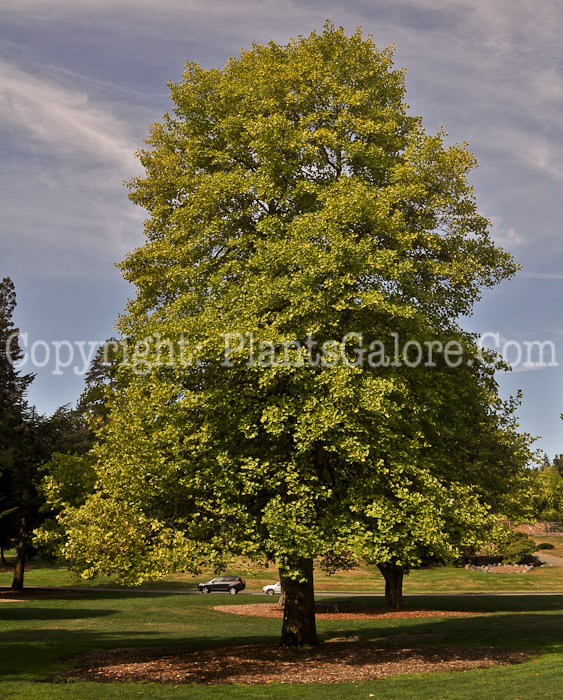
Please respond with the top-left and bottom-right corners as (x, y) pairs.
(1, 0), (562, 458)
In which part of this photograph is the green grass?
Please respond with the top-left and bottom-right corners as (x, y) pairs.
(2, 553), (562, 593)
(533, 535), (563, 558)
(2, 552), (563, 698)
(2, 659), (563, 700)
(404, 563), (563, 593)
(1, 588), (563, 699)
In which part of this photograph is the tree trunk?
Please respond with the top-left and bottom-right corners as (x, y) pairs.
(280, 557), (319, 647)
(377, 562), (404, 610)
(277, 567), (287, 607)
(10, 517), (27, 591)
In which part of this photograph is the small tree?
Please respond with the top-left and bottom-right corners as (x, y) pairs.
(59, 24), (532, 644)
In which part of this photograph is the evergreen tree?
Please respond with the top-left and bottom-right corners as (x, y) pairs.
(0, 278), (92, 589)
(0, 277), (36, 589)
(0, 277), (34, 439)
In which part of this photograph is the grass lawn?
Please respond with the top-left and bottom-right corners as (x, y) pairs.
(1, 550), (562, 698)
(533, 535), (563, 558)
(2, 549), (562, 594)
(1, 589), (562, 699)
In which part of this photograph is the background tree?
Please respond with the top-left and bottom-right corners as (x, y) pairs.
(1, 408), (50, 588)
(531, 458), (563, 521)
(75, 338), (122, 423)
(0, 276), (34, 475)
(0, 277), (94, 590)
(0, 402), (93, 590)
(35, 344), (115, 557)
(551, 454), (563, 478)
(59, 24), (532, 645)
(0, 276), (35, 588)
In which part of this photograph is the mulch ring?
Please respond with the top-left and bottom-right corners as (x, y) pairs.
(214, 602), (491, 621)
(56, 642), (529, 685)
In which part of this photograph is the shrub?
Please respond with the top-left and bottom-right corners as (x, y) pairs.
(536, 542), (555, 550)
(502, 532), (537, 564)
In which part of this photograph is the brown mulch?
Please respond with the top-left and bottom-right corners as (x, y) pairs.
(17, 599), (524, 685)
(56, 642), (529, 685)
(214, 602), (490, 621)
(4, 593), (528, 685)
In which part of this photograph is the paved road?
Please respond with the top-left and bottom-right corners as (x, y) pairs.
(533, 551), (563, 567)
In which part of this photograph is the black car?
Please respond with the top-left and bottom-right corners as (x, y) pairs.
(197, 575), (246, 594)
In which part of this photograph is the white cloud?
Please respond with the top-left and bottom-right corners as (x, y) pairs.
(489, 224), (523, 248)
(374, 3), (563, 187)
(0, 60), (145, 283)
(0, 61), (139, 168)
(479, 126), (563, 183)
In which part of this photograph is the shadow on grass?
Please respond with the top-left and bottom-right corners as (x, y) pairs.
(0, 586), (201, 601)
(0, 627), (282, 682)
(0, 628), (162, 680)
(1, 591), (561, 684)
(0, 606), (117, 622)
(315, 611), (563, 653)
(320, 594), (563, 614)
(5, 614), (550, 686)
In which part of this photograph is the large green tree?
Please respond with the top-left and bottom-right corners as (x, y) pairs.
(58, 25), (532, 645)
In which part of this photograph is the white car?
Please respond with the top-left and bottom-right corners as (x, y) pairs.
(262, 581), (281, 595)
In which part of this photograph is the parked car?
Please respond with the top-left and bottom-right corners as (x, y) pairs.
(197, 575), (246, 594)
(262, 581), (281, 596)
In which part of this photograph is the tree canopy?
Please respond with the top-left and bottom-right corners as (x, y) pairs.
(56, 24), (534, 645)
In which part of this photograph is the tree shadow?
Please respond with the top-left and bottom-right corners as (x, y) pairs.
(320, 593), (563, 614)
(1, 591), (561, 683)
(0, 586), (200, 602)
(315, 610), (563, 653)
(0, 606), (117, 621)
(0, 628), (161, 680)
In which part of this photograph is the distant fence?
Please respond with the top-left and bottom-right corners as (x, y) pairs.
(510, 521), (563, 536)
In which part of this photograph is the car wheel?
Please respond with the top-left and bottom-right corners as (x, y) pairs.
(201, 586), (210, 594)
(228, 587), (238, 595)
(266, 588), (274, 595)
